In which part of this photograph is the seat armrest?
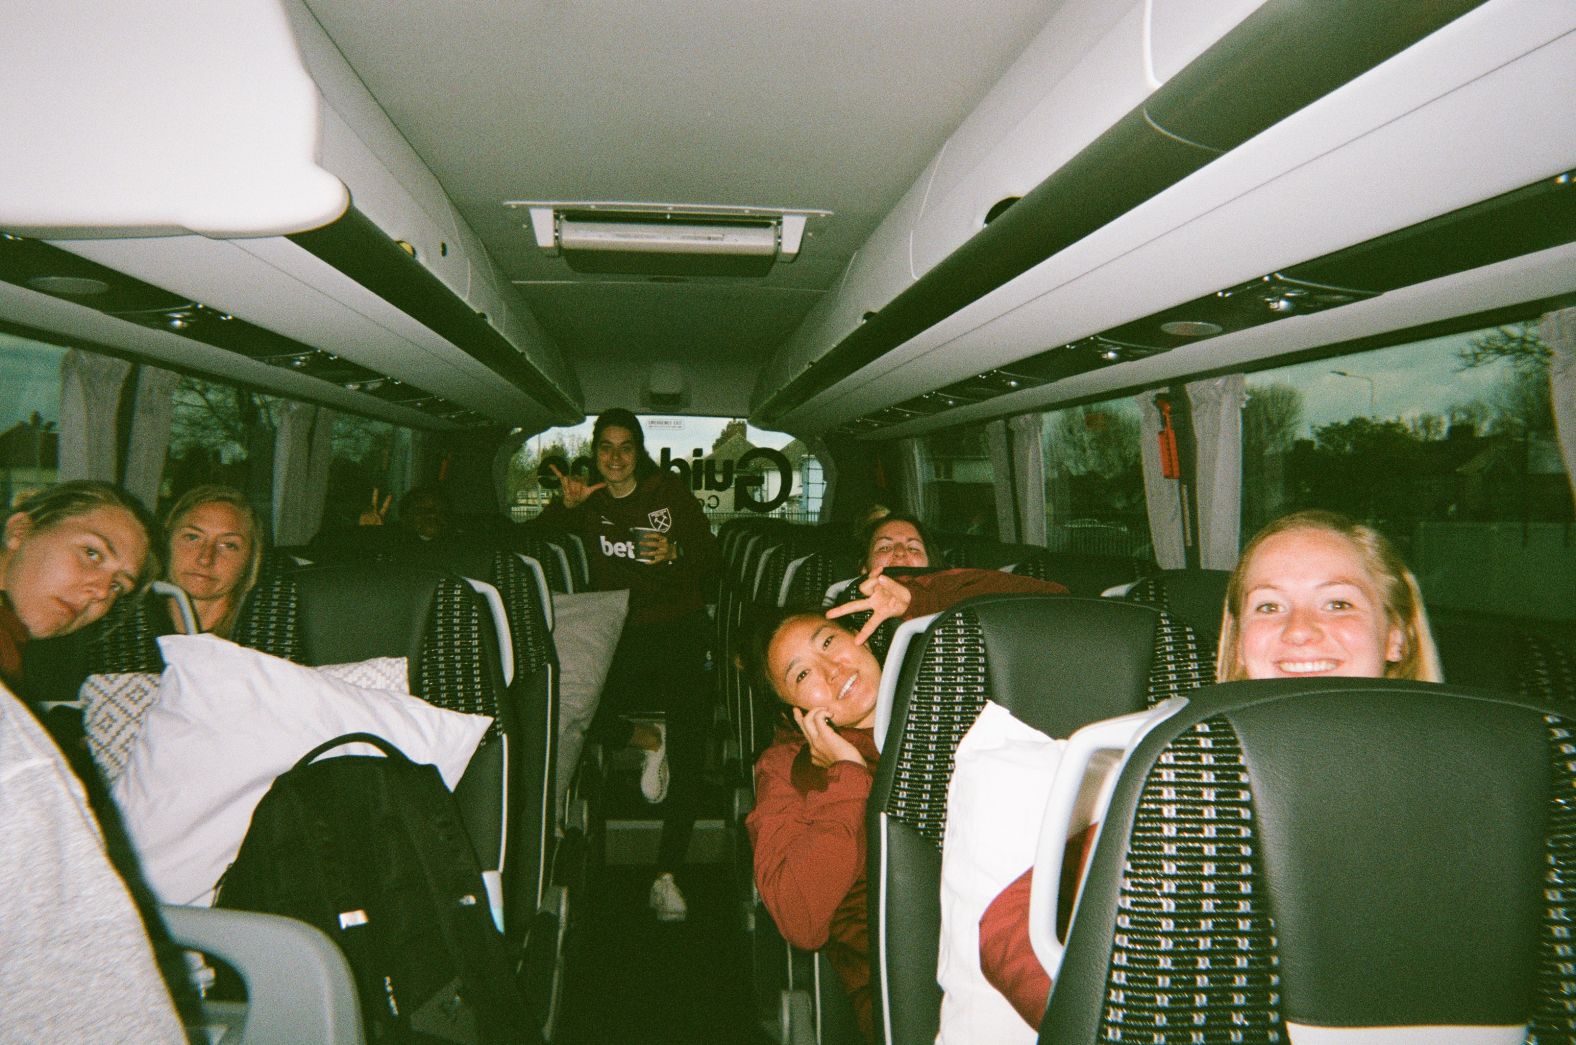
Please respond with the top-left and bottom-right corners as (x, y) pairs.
(161, 905), (364, 1045)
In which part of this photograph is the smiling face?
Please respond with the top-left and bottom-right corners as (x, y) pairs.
(169, 500), (255, 606)
(1, 505), (148, 639)
(766, 615), (883, 729)
(595, 424), (640, 495)
(1234, 528), (1403, 681)
(866, 519), (929, 571)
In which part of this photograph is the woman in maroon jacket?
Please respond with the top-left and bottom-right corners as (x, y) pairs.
(538, 409), (720, 921)
(745, 561), (1067, 1041)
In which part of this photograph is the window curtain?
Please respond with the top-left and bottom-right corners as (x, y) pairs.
(57, 350), (132, 483)
(121, 365), (180, 510)
(805, 435), (838, 525)
(1008, 413), (1046, 547)
(897, 437), (927, 520)
(271, 403), (334, 546)
(1186, 373), (1245, 570)
(985, 419), (1017, 542)
(1542, 307), (1576, 512)
(1136, 392), (1186, 569)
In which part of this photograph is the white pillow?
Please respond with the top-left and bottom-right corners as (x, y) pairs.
(113, 634), (491, 907)
(937, 701), (1066, 1044)
(81, 657), (409, 785)
(550, 589), (628, 805)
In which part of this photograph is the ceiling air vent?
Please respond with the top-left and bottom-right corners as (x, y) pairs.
(508, 201), (829, 278)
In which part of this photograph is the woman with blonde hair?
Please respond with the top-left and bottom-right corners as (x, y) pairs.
(163, 484), (265, 638)
(0, 481), (156, 692)
(1216, 508), (1442, 684)
(978, 509), (1444, 1030)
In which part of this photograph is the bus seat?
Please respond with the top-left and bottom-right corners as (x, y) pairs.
(868, 595), (1210, 1045)
(1009, 550), (1147, 597)
(1037, 678), (1570, 1044)
(1431, 611), (1576, 712)
(162, 903), (365, 1044)
(505, 527), (576, 595)
(780, 549), (860, 612)
(231, 564), (549, 1031)
(1119, 568), (1231, 672)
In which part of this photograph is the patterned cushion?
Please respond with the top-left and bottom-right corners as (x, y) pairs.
(81, 657), (408, 784)
(82, 672), (162, 784)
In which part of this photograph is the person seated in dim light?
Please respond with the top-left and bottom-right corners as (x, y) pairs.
(860, 511), (931, 572)
(0, 481), (156, 694)
(976, 508), (1443, 1031)
(163, 485), (265, 639)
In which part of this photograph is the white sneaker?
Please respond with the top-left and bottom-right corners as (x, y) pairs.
(638, 722), (669, 804)
(649, 872), (687, 923)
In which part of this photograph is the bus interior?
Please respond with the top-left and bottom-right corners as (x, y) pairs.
(3, 0), (1575, 1042)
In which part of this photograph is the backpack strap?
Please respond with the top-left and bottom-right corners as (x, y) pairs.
(294, 732), (412, 770)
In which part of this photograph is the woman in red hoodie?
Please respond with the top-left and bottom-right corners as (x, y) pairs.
(745, 555), (1066, 1041)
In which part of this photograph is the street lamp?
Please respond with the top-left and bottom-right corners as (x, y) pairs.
(1330, 370), (1376, 418)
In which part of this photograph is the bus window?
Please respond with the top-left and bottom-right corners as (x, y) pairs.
(324, 414), (412, 531)
(1243, 319), (1574, 622)
(165, 374), (283, 512)
(1038, 396), (1152, 561)
(0, 333), (66, 507)
(917, 423), (999, 538)
(508, 415), (821, 527)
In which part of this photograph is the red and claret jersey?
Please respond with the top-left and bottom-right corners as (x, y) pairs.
(538, 471), (720, 625)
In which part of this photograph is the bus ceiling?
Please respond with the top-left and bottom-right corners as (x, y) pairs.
(1, 0), (1572, 436)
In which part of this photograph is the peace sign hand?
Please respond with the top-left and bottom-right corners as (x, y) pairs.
(549, 463), (606, 510)
(358, 488), (392, 526)
(824, 565), (912, 646)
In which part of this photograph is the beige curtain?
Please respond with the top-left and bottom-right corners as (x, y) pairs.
(1541, 307), (1576, 512)
(271, 402), (336, 546)
(122, 365), (180, 509)
(985, 419), (1017, 542)
(1008, 413), (1045, 547)
(1186, 374), (1245, 570)
(57, 350), (132, 483)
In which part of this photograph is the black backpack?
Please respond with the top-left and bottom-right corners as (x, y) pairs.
(216, 732), (540, 1045)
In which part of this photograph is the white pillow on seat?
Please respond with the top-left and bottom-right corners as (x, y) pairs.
(937, 700), (1066, 1045)
(113, 634), (491, 907)
(82, 656), (407, 785)
(550, 589), (629, 803)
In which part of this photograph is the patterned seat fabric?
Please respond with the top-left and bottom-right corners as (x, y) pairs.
(781, 550), (859, 612)
(868, 595), (1210, 1045)
(880, 600), (1209, 849)
(509, 533), (573, 594)
(1121, 569), (1231, 679)
(1040, 680), (1576, 1044)
(233, 566), (503, 739)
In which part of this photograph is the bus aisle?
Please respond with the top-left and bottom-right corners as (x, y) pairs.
(559, 758), (771, 1045)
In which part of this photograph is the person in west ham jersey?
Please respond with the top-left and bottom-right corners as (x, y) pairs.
(538, 408), (720, 922)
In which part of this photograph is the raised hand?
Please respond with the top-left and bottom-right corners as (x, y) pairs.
(793, 707), (866, 769)
(824, 565), (912, 646)
(358, 487), (392, 526)
(549, 463), (606, 509)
